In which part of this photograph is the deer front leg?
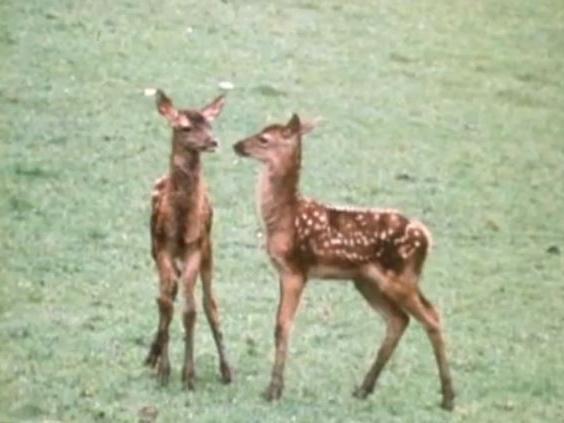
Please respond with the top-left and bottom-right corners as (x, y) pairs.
(180, 250), (201, 390)
(200, 238), (232, 384)
(145, 253), (178, 385)
(264, 271), (306, 401)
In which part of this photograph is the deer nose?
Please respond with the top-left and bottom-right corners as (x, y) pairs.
(233, 141), (246, 156)
(209, 138), (219, 148)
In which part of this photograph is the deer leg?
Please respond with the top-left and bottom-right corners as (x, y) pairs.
(396, 288), (455, 411)
(200, 238), (232, 384)
(145, 254), (178, 385)
(352, 279), (410, 399)
(179, 251), (201, 390)
(263, 271), (306, 401)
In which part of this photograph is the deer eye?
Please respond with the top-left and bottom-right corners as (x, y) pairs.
(180, 126), (192, 132)
(258, 135), (269, 144)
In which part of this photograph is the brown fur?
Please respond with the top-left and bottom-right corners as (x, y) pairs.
(233, 114), (455, 410)
(145, 90), (232, 389)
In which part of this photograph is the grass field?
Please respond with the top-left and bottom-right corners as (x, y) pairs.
(2, 0), (564, 421)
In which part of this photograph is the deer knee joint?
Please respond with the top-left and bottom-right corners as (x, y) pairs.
(157, 297), (174, 317)
(425, 322), (442, 336)
(183, 305), (197, 324)
(203, 295), (218, 311)
(397, 313), (410, 329)
(274, 321), (290, 340)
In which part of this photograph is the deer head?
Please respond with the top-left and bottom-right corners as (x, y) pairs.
(156, 89), (225, 153)
(233, 114), (317, 167)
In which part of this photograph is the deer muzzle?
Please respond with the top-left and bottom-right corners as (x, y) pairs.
(202, 138), (219, 152)
(233, 141), (248, 157)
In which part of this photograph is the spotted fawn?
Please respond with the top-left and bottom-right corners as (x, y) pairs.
(233, 114), (454, 410)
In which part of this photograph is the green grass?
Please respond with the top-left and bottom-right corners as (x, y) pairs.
(2, 0), (564, 421)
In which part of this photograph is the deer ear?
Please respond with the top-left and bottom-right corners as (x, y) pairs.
(286, 113), (301, 135)
(299, 118), (320, 135)
(156, 89), (178, 123)
(201, 95), (226, 122)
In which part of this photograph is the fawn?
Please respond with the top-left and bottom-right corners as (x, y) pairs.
(233, 114), (455, 410)
(145, 90), (232, 389)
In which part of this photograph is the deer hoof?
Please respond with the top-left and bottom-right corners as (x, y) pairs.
(156, 361), (170, 386)
(181, 368), (196, 390)
(220, 362), (233, 384)
(144, 353), (158, 369)
(182, 378), (195, 391)
(441, 396), (455, 411)
(144, 343), (161, 368)
(352, 385), (373, 399)
(263, 383), (283, 402)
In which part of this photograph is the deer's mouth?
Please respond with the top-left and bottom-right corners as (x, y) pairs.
(201, 139), (219, 152)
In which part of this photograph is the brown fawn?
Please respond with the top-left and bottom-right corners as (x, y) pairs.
(233, 114), (455, 410)
(145, 90), (232, 389)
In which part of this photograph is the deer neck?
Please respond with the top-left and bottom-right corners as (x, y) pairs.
(257, 153), (301, 237)
(169, 148), (203, 207)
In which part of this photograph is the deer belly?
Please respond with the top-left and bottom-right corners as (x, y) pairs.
(308, 264), (359, 280)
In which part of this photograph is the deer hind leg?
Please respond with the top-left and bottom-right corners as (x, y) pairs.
(399, 289), (455, 410)
(352, 278), (410, 399)
(200, 238), (232, 384)
(179, 250), (201, 390)
(379, 269), (455, 411)
(145, 253), (178, 385)
(264, 271), (306, 401)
